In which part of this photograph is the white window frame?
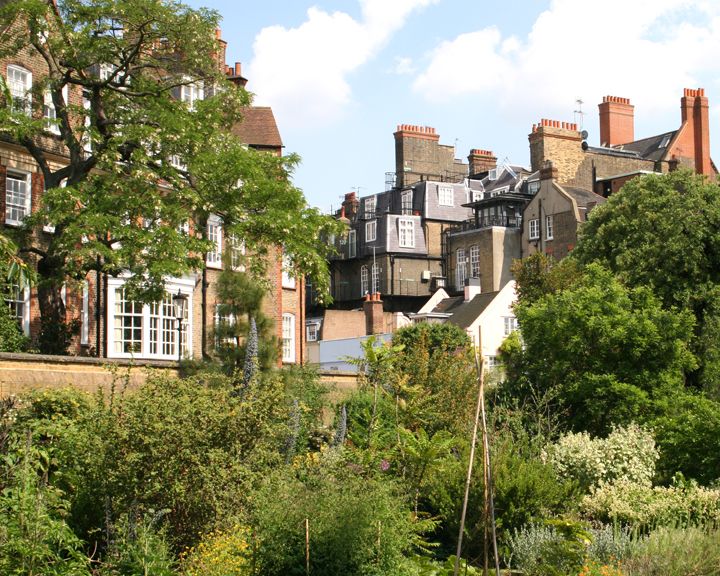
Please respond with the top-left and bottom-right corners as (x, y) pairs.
(438, 185), (454, 206)
(366, 220), (377, 243)
(7, 65), (32, 116)
(371, 262), (380, 294)
(282, 253), (296, 289)
(5, 171), (31, 226)
(529, 218), (540, 240)
(228, 234), (245, 271)
(306, 322), (319, 342)
(180, 81), (204, 110)
(43, 85), (69, 135)
(545, 215), (554, 240)
(348, 229), (356, 258)
(470, 245), (480, 278)
(214, 304), (237, 349)
(107, 277), (192, 359)
(398, 218), (415, 248)
(504, 316), (519, 336)
(3, 282), (30, 336)
(456, 248), (467, 289)
(206, 215), (222, 268)
(401, 190), (413, 215)
(360, 265), (369, 296)
(282, 313), (296, 363)
(81, 281), (89, 345)
(528, 180), (540, 194)
(364, 196), (376, 218)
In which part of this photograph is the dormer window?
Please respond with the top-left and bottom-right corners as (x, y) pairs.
(438, 185), (454, 206)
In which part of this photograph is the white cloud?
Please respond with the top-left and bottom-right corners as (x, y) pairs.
(392, 56), (416, 75)
(247, 0), (439, 129)
(413, 0), (720, 130)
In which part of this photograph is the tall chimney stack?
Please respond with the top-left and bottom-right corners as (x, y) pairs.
(598, 95), (634, 147)
(680, 88), (712, 176)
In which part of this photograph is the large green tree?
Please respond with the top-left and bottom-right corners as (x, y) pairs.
(0, 0), (339, 350)
(502, 264), (696, 435)
(572, 170), (720, 392)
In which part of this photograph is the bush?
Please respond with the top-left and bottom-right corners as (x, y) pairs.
(0, 301), (29, 352)
(546, 424), (658, 492)
(621, 526), (720, 576)
(181, 527), (252, 576)
(247, 459), (420, 576)
(581, 478), (720, 529)
(507, 520), (590, 576)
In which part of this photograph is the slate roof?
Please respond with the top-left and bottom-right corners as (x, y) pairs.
(587, 130), (676, 163)
(614, 131), (676, 163)
(445, 291), (499, 330)
(425, 291), (499, 329)
(232, 107), (283, 148)
(562, 186), (607, 207)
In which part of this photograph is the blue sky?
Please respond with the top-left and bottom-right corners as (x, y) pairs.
(185, 0), (720, 211)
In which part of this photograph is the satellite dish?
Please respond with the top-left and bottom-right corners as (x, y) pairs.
(581, 130), (589, 140)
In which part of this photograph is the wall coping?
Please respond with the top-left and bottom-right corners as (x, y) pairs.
(0, 352), (178, 369)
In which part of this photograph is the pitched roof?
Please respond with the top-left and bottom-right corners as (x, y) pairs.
(232, 107), (283, 148)
(614, 131), (676, 163)
(562, 186), (607, 207)
(446, 291), (499, 330)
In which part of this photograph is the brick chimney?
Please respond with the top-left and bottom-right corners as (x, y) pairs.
(598, 95), (634, 147)
(528, 119), (582, 183)
(364, 293), (385, 335)
(464, 277), (481, 302)
(227, 61), (248, 88)
(341, 191), (359, 221)
(394, 124), (441, 188)
(468, 149), (497, 176)
(680, 88), (712, 176)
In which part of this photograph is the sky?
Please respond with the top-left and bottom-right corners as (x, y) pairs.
(185, 0), (720, 211)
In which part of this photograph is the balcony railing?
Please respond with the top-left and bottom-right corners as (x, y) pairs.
(446, 215), (522, 234)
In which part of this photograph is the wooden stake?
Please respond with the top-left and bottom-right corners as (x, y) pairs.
(305, 518), (310, 576)
(453, 339), (485, 576)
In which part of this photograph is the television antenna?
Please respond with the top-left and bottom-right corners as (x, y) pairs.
(573, 97), (585, 130)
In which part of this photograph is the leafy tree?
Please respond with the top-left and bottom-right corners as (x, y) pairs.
(0, 0), (341, 350)
(214, 268), (277, 378)
(503, 264), (696, 435)
(573, 170), (720, 391)
(510, 253), (582, 307)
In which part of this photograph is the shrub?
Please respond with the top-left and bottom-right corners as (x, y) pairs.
(507, 520), (591, 576)
(0, 301), (29, 352)
(181, 527), (252, 576)
(546, 424), (658, 492)
(621, 526), (720, 576)
(581, 479), (720, 529)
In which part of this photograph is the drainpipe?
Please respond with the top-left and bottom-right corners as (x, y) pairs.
(95, 262), (101, 357)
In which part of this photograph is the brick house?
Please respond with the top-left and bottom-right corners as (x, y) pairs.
(0, 17), (304, 364)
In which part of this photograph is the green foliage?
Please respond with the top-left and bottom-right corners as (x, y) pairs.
(214, 269), (277, 376)
(621, 526), (720, 576)
(0, 433), (91, 575)
(181, 527), (252, 576)
(581, 478), (720, 530)
(504, 264), (696, 435)
(547, 424), (658, 492)
(511, 252), (583, 306)
(508, 520), (591, 576)
(651, 392), (720, 485)
(392, 322), (471, 355)
(573, 170), (720, 390)
(247, 459), (421, 576)
(0, 299), (29, 352)
(98, 512), (175, 576)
